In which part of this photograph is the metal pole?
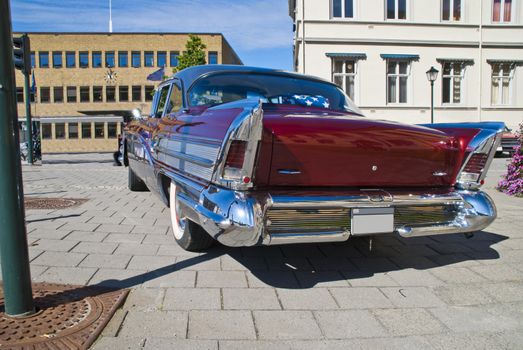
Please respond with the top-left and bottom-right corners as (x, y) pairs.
(23, 60), (33, 164)
(430, 81), (434, 124)
(0, 0), (35, 317)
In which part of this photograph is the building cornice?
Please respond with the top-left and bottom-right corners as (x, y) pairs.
(301, 37), (523, 48)
(301, 19), (523, 29)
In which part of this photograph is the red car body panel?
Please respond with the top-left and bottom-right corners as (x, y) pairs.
(256, 105), (474, 188)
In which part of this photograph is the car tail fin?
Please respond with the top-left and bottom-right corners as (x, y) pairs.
(422, 122), (504, 190)
(211, 99), (263, 190)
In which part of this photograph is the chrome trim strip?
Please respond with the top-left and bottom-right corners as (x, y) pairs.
(156, 132), (222, 146)
(278, 169), (302, 175)
(157, 146), (214, 168)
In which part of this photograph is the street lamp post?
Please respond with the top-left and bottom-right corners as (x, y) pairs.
(426, 66), (439, 124)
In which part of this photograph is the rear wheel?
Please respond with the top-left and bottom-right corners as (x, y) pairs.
(169, 182), (214, 251)
(128, 167), (148, 191)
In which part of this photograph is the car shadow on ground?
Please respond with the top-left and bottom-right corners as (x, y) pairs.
(94, 230), (508, 290)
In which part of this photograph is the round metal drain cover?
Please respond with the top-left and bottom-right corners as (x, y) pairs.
(24, 198), (88, 210)
(0, 283), (128, 349)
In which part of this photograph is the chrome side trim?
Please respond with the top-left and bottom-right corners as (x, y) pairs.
(155, 136), (221, 181)
(157, 146), (214, 168)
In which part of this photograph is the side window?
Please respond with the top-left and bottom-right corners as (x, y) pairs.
(165, 82), (183, 114)
(153, 85), (170, 118)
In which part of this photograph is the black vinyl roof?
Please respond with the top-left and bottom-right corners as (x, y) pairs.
(171, 65), (335, 89)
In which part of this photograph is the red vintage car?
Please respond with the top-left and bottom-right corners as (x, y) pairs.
(125, 65), (503, 251)
(497, 126), (519, 155)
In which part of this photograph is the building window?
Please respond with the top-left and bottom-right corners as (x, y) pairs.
(55, 123), (66, 139)
(40, 87), (50, 103)
(108, 123), (118, 138)
(119, 86), (129, 102)
(208, 51), (218, 64)
(53, 87), (64, 103)
(16, 87), (24, 103)
(41, 124), (52, 139)
(81, 122), (92, 138)
(92, 51), (102, 68)
(170, 51), (179, 67)
(332, 0), (354, 18)
(30, 52), (36, 68)
(442, 0), (462, 21)
(157, 51), (167, 67)
(386, 0), (407, 19)
(93, 86), (103, 102)
(386, 61), (410, 103)
(66, 86), (77, 103)
(491, 63), (514, 105)
(66, 51), (76, 68)
(52, 51), (63, 68)
(441, 62), (464, 104)
(105, 51), (115, 67)
(118, 51), (128, 67)
(94, 122), (105, 138)
(132, 51), (141, 68)
(132, 85), (142, 101)
(106, 86), (116, 102)
(79, 51), (89, 68)
(332, 60), (357, 100)
(145, 51), (154, 67)
(68, 123), (79, 139)
(493, 0), (513, 22)
(145, 85), (155, 101)
(80, 86), (90, 102)
(39, 52), (49, 68)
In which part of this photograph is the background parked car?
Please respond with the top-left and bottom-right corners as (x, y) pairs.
(497, 126), (519, 156)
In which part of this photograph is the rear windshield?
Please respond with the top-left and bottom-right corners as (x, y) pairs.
(188, 72), (362, 114)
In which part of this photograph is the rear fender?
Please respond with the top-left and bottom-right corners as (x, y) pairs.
(420, 122), (505, 189)
(210, 99), (264, 190)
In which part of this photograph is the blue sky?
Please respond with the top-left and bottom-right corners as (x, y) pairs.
(10, 0), (294, 70)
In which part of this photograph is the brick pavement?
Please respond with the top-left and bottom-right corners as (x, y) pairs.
(12, 153), (523, 349)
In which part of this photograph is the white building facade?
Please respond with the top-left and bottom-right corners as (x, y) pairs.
(289, 0), (523, 129)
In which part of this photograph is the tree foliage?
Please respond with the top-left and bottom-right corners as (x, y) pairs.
(497, 124), (523, 196)
(173, 34), (207, 72)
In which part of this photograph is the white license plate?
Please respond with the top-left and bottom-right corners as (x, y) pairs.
(351, 207), (394, 235)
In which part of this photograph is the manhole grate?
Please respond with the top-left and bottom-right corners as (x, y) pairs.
(24, 198), (88, 210)
(0, 283), (129, 349)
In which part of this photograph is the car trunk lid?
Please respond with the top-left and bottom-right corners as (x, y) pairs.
(262, 107), (464, 188)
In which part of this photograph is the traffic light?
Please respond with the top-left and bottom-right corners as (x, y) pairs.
(13, 34), (31, 75)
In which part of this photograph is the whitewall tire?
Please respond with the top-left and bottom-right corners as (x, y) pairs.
(168, 181), (214, 251)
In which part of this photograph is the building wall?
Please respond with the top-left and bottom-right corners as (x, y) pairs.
(13, 32), (242, 152)
(290, 0), (523, 129)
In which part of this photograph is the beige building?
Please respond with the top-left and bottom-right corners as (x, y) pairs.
(289, 0), (523, 129)
(14, 32), (242, 153)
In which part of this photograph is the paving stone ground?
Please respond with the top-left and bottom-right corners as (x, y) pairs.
(12, 153), (523, 349)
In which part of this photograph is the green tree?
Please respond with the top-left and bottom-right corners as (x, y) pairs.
(174, 34), (207, 72)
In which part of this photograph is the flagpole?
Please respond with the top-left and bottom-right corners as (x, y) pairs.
(109, 0), (113, 33)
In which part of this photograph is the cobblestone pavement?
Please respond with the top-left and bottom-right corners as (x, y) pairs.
(15, 153), (523, 349)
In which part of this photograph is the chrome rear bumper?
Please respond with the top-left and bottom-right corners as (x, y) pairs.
(173, 179), (496, 247)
